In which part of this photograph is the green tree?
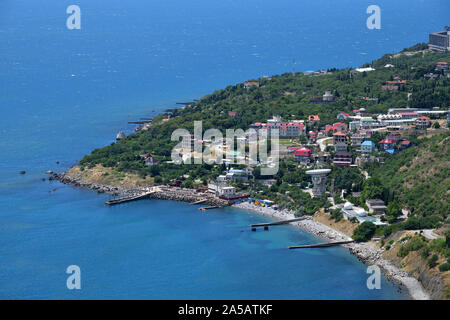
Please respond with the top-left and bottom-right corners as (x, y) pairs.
(353, 222), (377, 242)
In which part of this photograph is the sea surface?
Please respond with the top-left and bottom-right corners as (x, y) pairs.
(0, 0), (448, 299)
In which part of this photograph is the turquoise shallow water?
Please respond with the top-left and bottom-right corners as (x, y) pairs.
(0, 0), (448, 299)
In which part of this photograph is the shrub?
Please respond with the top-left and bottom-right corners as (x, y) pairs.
(421, 246), (430, 259)
(353, 222), (377, 243)
(398, 235), (426, 258)
(438, 263), (450, 272)
(427, 254), (439, 269)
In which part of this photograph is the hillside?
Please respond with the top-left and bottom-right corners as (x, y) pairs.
(79, 44), (450, 176)
(369, 131), (450, 219)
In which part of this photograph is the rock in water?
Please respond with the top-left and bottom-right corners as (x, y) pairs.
(19, 170), (26, 175)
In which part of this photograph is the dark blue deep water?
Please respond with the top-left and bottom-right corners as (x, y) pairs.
(0, 0), (448, 299)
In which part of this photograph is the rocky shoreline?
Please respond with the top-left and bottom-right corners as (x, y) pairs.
(51, 171), (430, 300)
(50, 172), (229, 207)
(232, 202), (431, 300)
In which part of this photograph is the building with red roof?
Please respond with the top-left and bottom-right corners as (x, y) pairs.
(436, 62), (449, 70)
(337, 112), (350, 120)
(293, 148), (312, 162)
(379, 139), (396, 150)
(243, 82), (260, 89)
(399, 140), (411, 150)
(264, 122), (306, 137)
(308, 115), (320, 123)
(416, 116), (430, 130)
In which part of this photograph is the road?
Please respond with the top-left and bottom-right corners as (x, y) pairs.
(317, 137), (333, 152)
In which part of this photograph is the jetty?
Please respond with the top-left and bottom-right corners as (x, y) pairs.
(104, 187), (162, 206)
(249, 217), (307, 228)
(288, 240), (354, 249)
(190, 199), (208, 205)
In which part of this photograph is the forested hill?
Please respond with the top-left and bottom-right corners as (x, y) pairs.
(79, 43), (449, 172)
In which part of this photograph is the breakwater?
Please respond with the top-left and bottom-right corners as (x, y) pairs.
(50, 173), (229, 207)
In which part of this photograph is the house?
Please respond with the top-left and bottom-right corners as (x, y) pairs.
(379, 139), (396, 151)
(309, 91), (335, 103)
(333, 122), (348, 133)
(366, 199), (387, 214)
(265, 122), (305, 137)
(341, 202), (367, 220)
(381, 85), (399, 92)
(326, 122), (347, 134)
(351, 134), (365, 147)
(228, 111), (239, 117)
(387, 132), (402, 142)
(416, 116), (430, 130)
(360, 117), (379, 129)
(293, 148), (312, 162)
(399, 140), (411, 150)
(337, 112), (350, 120)
(436, 62), (449, 70)
(333, 132), (348, 152)
(308, 131), (318, 144)
(398, 112), (418, 120)
(308, 115), (320, 124)
(250, 122), (264, 132)
(355, 155), (385, 167)
(333, 152), (352, 167)
(323, 90), (335, 102)
(387, 77), (407, 84)
(361, 141), (377, 154)
(145, 156), (161, 166)
(243, 82), (259, 89)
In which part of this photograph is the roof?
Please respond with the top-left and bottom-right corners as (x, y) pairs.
(308, 115), (320, 121)
(417, 116), (430, 120)
(400, 140), (411, 145)
(436, 62), (448, 65)
(399, 112), (418, 116)
(339, 112), (350, 117)
(361, 117), (375, 122)
(379, 139), (396, 144)
(333, 132), (346, 136)
(361, 141), (375, 146)
(386, 149), (395, 154)
(334, 152), (352, 157)
(293, 148), (311, 157)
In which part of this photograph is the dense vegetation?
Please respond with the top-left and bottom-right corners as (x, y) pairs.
(367, 131), (450, 220)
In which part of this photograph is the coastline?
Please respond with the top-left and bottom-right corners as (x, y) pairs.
(53, 170), (430, 300)
(232, 202), (431, 300)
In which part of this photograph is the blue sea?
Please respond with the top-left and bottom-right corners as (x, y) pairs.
(0, 0), (448, 299)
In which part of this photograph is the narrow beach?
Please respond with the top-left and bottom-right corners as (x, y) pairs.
(232, 202), (430, 300)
